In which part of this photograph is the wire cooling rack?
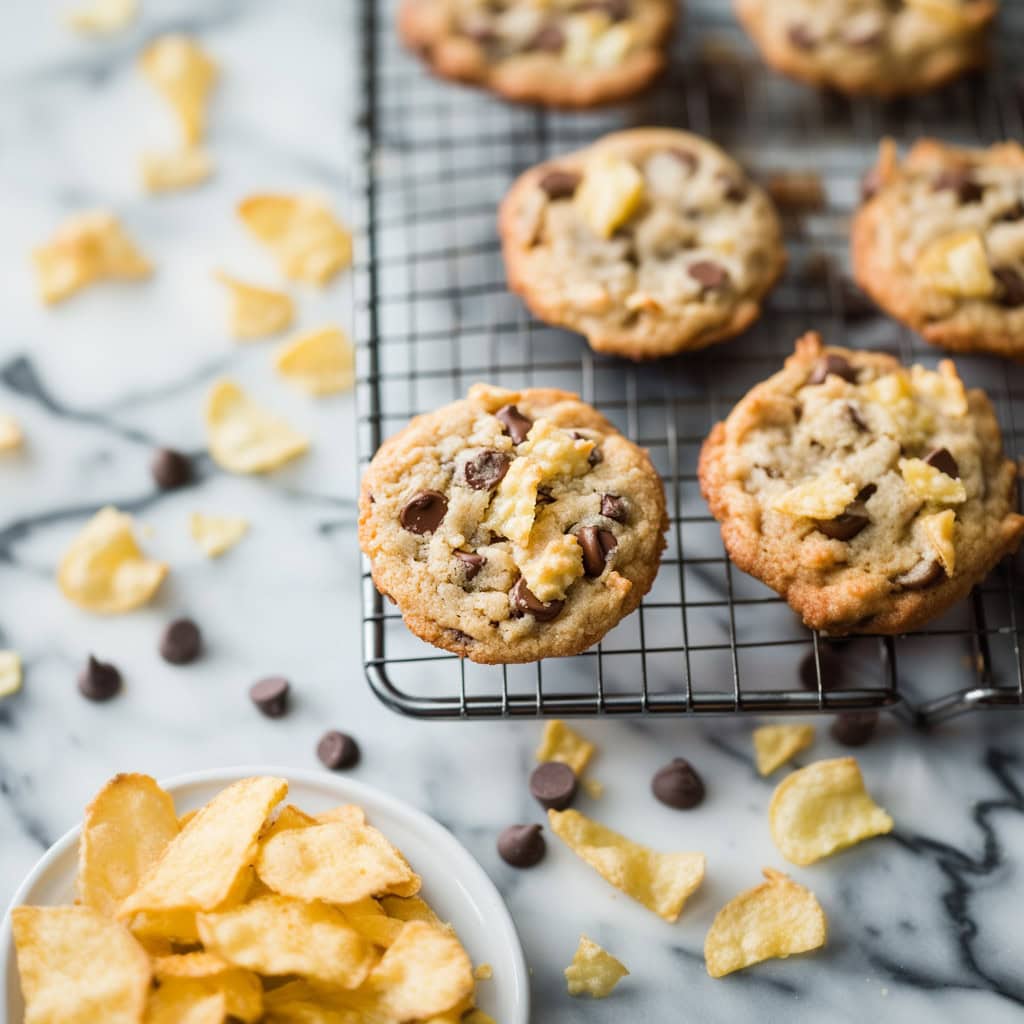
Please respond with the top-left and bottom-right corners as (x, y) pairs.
(354, 0), (1024, 725)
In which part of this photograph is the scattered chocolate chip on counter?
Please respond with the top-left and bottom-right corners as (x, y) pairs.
(159, 618), (202, 665)
(497, 823), (546, 868)
(78, 655), (122, 702)
(150, 447), (192, 490)
(249, 675), (290, 718)
(830, 711), (879, 747)
(530, 761), (577, 811)
(652, 757), (705, 809)
(317, 729), (361, 770)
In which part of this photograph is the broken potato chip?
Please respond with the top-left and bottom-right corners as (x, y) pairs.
(58, 506), (168, 614)
(151, 953), (262, 1022)
(190, 512), (250, 558)
(12, 905), (151, 1024)
(65, 0), (137, 33)
(140, 35), (218, 145)
(238, 194), (352, 286)
(704, 868), (827, 978)
(0, 650), (23, 698)
(33, 212), (152, 305)
(565, 935), (629, 998)
(214, 271), (294, 340)
(274, 326), (355, 396)
(548, 808), (705, 922)
(536, 719), (595, 776)
(0, 413), (23, 452)
(142, 147), (213, 193)
(753, 723), (815, 776)
(770, 756), (894, 866)
(205, 380), (309, 474)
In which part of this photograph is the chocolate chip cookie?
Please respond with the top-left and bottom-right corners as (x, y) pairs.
(500, 128), (786, 360)
(359, 385), (667, 663)
(853, 139), (1024, 359)
(698, 333), (1024, 634)
(735, 0), (996, 97)
(398, 0), (674, 108)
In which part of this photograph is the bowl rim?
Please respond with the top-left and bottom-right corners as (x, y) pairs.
(1, 765), (530, 1023)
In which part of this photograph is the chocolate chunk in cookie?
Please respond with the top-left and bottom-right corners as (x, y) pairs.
(496, 404), (533, 444)
(461, 450), (510, 490)
(400, 490), (448, 534)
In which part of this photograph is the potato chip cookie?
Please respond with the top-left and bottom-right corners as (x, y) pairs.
(358, 385), (667, 663)
(500, 128), (785, 360)
(735, 0), (996, 97)
(853, 139), (1024, 359)
(398, 0), (674, 108)
(698, 333), (1024, 634)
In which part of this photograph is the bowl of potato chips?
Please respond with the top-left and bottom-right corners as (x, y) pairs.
(1, 767), (529, 1023)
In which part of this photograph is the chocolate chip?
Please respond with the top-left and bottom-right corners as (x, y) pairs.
(669, 147), (698, 173)
(510, 577), (564, 622)
(830, 711), (878, 747)
(799, 649), (843, 692)
(994, 267), (1024, 308)
(249, 675), (290, 718)
(495, 404), (533, 445)
(717, 172), (747, 202)
(497, 824), (546, 868)
(536, 487), (555, 506)
(894, 559), (944, 591)
(461, 450), (510, 491)
(840, 278), (877, 321)
(997, 201), (1024, 223)
(454, 550), (485, 580)
(538, 169), (581, 200)
(788, 24), (817, 50)
(529, 22), (564, 51)
(688, 260), (730, 291)
(808, 353), (857, 386)
(159, 618), (202, 665)
(400, 490), (448, 534)
(860, 168), (883, 202)
(816, 502), (870, 541)
(600, 494), (627, 522)
(857, 483), (878, 502)
(530, 761), (577, 811)
(847, 403), (868, 432)
(151, 448), (192, 490)
(924, 447), (959, 478)
(574, 0), (629, 19)
(571, 432), (602, 466)
(78, 655), (121, 702)
(933, 169), (984, 205)
(651, 758), (705, 809)
(317, 730), (361, 770)
(578, 525), (617, 577)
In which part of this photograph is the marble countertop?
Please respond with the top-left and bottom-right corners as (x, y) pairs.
(2, 2), (1024, 1022)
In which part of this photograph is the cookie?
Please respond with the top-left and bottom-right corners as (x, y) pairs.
(735, 0), (996, 97)
(698, 332), (1024, 634)
(359, 385), (668, 663)
(397, 0), (674, 108)
(853, 139), (1024, 359)
(500, 128), (786, 360)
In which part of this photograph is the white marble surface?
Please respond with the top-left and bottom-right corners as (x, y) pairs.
(2, 2), (1024, 1022)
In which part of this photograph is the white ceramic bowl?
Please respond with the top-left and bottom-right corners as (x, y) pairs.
(1, 766), (529, 1023)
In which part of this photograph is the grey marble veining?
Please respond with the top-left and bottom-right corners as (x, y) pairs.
(2, 2), (1024, 1022)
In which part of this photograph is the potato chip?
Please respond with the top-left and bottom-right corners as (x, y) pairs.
(190, 512), (250, 558)
(262, 803), (318, 840)
(257, 821), (420, 904)
(315, 804), (366, 828)
(704, 868), (827, 978)
(274, 327), (355, 396)
(367, 920), (473, 1020)
(238, 194), (352, 286)
(379, 895), (446, 931)
(129, 908), (200, 944)
(214, 271), (294, 340)
(58, 506), (169, 614)
(152, 953), (262, 1021)
(339, 897), (403, 948)
(12, 905), (150, 1024)
(121, 776), (287, 915)
(461, 1012), (498, 1024)
(548, 808), (705, 922)
(78, 772), (180, 918)
(205, 380), (309, 474)
(66, 0), (136, 33)
(0, 413), (23, 452)
(197, 894), (377, 989)
(564, 935), (629, 998)
(769, 757), (894, 866)
(33, 211), (152, 305)
(536, 720), (595, 776)
(753, 723), (815, 776)
(142, 148), (213, 193)
(0, 650), (23, 698)
(144, 981), (226, 1024)
(263, 981), (361, 1024)
(140, 35), (218, 145)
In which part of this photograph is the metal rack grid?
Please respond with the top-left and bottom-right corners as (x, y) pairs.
(355, 0), (1024, 725)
